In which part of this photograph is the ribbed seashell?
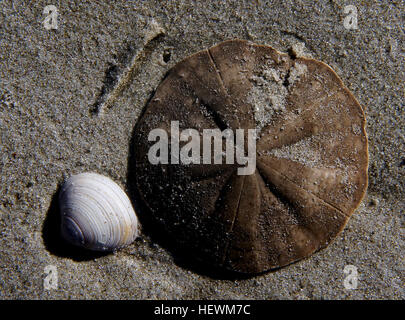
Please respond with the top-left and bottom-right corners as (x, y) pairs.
(59, 172), (139, 251)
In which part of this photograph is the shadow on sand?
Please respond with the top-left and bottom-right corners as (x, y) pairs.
(42, 186), (108, 262)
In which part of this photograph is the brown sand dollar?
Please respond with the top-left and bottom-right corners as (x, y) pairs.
(134, 39), (368, 274)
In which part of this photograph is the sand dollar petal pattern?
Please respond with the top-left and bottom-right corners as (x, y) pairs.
(133, 39), (368, 274)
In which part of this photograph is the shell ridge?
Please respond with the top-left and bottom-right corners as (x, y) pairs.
(104, 181), (138, 245)
(206, 48), (227, 97)
(79, 185), (116, 248)
(180, 51), (234, 131)
(206, 46), (242, 129)
(221, 174), (246, 266)
(257, 160), (349, 219)
(253, 172), (318, 269)
(255, 165), (326, 260)
(256, 89), (341, 150)
(257, 155), (363, 213)
(173, 61), (228, 132)
(255, 165), (308, 227)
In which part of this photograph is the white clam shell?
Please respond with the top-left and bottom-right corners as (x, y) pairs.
(59, 172), (139, 251)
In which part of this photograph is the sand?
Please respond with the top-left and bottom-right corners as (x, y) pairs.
(0, 0), (403, 299)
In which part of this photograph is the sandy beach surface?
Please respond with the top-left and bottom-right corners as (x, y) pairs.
(0, 0), (403, 299)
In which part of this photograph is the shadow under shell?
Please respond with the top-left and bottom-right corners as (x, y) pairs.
(132, 39), (368, 274)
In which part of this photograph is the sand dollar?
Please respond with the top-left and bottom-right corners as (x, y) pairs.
(133, 39), (368, 274)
